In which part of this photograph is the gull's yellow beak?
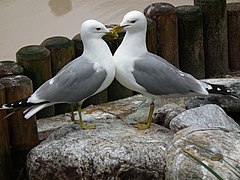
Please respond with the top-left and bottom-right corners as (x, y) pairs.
(111, 25), (125, 34)
(106, 25), (125, 38)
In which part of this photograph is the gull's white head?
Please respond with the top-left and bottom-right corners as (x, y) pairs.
(120, 11), (147, 33)
(80, 19), (109, 39)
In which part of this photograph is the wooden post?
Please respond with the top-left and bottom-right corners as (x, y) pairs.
(16, 45), (52, 90)
(0, 83), (12, 180)
(16, 45), (54, 119)
(227, 3), (240, 71)
(146, 18), (157, 54)
(0, 75), (39, 149)
(41, 36), (75, 76)
(41, 36), (75, 115)
(72, 34), (83, 58)
(177, 5), (205, 79)
(0, 75), (39, 179)
(194, 0), (229, 77)
(144, 2), (179, 68)
(0, 60), (24, 79)
(103, 28), (134, 101)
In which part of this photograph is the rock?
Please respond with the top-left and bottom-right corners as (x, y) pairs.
(152, 103), (186, 128)
(124, 98), (185, 125)
(185, 78), (240, 123)
(37, 95), (146, 141)
(169, 104), (240, 133)
(165, 126), (240, 180)
(37, 114), (69, 141)
(28, 85), (240, 179)
(27, 111), (173, 180)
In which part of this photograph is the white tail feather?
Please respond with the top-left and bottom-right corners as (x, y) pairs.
(24, 103), (55, 119)
(23, 106), (33, 114)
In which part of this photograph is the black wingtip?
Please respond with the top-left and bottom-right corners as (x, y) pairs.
(1, 97), (50, 110)
(206, 83), (238, 98)
(1, 97), (33, 109)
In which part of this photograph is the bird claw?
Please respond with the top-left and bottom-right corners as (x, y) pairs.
(133, 123), (151, 130)
(132, 119), (151, 130)
(80, 124), (96, 130)
(72, 120), (96, 130)
(134, 119), (148, 124)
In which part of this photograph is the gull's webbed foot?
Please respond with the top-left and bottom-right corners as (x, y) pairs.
(133, 123), (151, 130)
(81, 123), (96, 130)
(134, 119), (148, 124)
(73, 120), (96, 130)
(75, 103), (96, 130)
(132, 102), (155, 130)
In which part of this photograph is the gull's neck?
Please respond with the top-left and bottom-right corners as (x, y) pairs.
(82, 38), (112, 59)
(116, 29), (148, 57)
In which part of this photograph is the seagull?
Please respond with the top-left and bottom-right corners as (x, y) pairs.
(1, 19), (115, 129)
(111, 10), (234, 130)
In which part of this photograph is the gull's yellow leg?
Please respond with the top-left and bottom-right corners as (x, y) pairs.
(134, 102), (154, 130)
(66, 103), (76, 122)
(133, 99), (148, 124)
(73, 103), (95, 130)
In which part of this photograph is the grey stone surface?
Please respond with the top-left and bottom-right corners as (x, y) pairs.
(165, 126), (240, 180)
(185, 78), (240, 112)
(152, 103), (186, 128)
(28, 109), (173, 180)
(37, 95), (146, 141)
(170, 104), (240, 133)
(30, 78), (240, 179)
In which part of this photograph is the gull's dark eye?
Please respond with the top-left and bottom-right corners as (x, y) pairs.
(96, 28), (101, 31)
(130, 20), (136, 23)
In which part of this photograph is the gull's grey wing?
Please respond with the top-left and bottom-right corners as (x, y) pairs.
(132, 52), (204, 96)
(34, 57), (107, 103)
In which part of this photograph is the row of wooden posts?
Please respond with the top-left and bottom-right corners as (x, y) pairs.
(0, 1), (240, 179)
